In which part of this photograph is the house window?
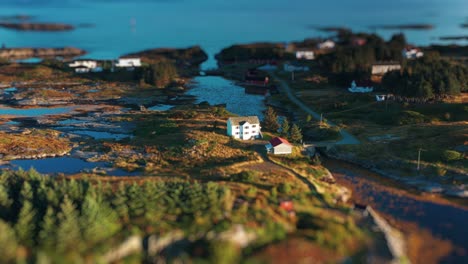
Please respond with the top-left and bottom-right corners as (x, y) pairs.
(245, 132), (249, 135)
(252, 125), (256, 128)
(245, 126), (249, 129)
(235, 132), (239, 135)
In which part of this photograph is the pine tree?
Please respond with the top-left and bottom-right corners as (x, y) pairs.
(289, 124), (303, 144)
(0, 185), (12, 218)
(14, 200), (36, 247)
(111, 183), (129, 222)
(56, 197), (81, 253)
(0, 220), (18, 262)
(127, 183), (145, 218)
(80, 194), (120, 247)
(263, 107), (279, 132)
(19, 181), (34, 203)
(280, 118), (290, 137)
(38, 206), (56, 251)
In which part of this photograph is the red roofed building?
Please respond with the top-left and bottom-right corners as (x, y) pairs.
(265, 137), (293, 155)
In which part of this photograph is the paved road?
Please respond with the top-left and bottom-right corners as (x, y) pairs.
(270, 72), (360, 145)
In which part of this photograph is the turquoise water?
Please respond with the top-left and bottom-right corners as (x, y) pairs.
(0, 106), (74, 116)
(0, 0), (466, 67)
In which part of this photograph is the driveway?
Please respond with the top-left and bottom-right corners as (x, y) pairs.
(269, 72), (360, 145)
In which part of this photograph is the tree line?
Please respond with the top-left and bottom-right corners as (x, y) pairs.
(382, 55), (467, 98)
(0, 169), (286, 262)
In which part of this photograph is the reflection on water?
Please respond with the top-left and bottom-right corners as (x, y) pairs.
(187, 76), (266, 118)
(148, 104), (174, 111)
(70, 130), (131, 140)
(3, 157), (138, 176)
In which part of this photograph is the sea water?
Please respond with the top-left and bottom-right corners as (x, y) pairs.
(0, 0), (466, 68)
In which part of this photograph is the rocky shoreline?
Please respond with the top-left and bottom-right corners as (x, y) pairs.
(325, 149), (468, 198)
(2, 151), (70, 161)
(0, 47), (85, 59)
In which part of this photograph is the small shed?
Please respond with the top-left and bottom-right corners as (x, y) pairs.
(266, 137), (293, 155)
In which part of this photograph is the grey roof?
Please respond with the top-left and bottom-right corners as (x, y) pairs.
(228, 116), (260, 126)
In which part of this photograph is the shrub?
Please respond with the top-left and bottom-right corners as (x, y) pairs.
(396, 111), (428, 125)
(434, 163), (447, 177)
(278, 183), (292, 194)
(311, 155), (322, 166)
(442, 150), (463, 162)
(231, 171), (257, 183)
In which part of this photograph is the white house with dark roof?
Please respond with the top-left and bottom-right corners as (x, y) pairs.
(68, 60), (98, 69)
(227, 116), (261, 140)
(115, 57), (142, 68)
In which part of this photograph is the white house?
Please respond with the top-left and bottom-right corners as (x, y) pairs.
(68, 60), (98, 69)
(403, 47), (424, 59)
(227, 116), (261, 140)
(284, 63), (310, 72)
(74, 66), (90, 74)
(317, 40), (336, 50)
(295, 50), (315, 60)
(115, 57), (142, 68)
(371, 63), (401, 75)
(265, 137), (293, 155)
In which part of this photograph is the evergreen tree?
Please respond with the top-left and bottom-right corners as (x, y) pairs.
(417, 78), (434, 98)
(111, 183), (129, 222)
(0, 184), (12, 219)
(0, 220), (18, 262)
(280, 118), (290, 137)
(14, 200), (37, 247)
(19, 181), (34, 203)
(80, 194), (120, 246)
(289, 124), (303, 143)
(127, 183), (145, 218)
(263, 107), (279, 132)
(38, 206), (56, 251)
(147, 61), (178, 88)
(56, 197), (81, 253)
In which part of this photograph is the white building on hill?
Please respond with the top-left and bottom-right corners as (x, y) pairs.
(295, 50), (315, 60)
(69, 60), (98, 69)
(227, 116), (262, 140)
(266, 137), (293, 155)
(115, 57), (142, 68)
(371, 63), (401, 75)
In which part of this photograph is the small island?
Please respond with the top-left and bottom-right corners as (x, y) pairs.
(0, 47), (86, 60)
(371, 24), (434, 30)
(439, 36), (468, 41)
(309, 26), (351, 33)
(0, 22), (74, 31)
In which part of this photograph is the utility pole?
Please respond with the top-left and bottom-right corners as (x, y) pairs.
(417, 148), (425, 171)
